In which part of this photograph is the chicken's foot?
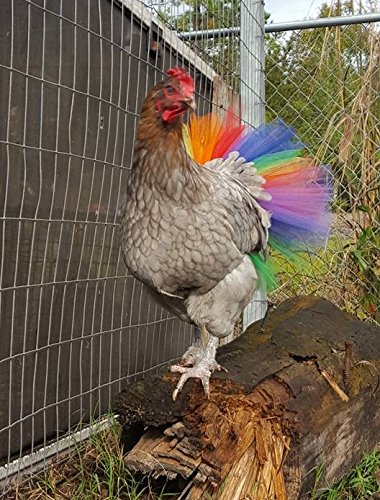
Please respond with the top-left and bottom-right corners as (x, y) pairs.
(171, 334), (227, 400)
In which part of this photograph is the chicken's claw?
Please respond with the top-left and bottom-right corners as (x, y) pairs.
(170, 361), (228, 400)
(171, 364), (211, 400)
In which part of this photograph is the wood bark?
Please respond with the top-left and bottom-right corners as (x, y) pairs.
(113, 296), (380, 499)
(212, 76), (240, 118)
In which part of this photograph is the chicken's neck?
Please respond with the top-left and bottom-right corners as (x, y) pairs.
(133, 102), (193, 179)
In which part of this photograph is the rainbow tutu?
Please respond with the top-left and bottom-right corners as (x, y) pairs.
(184, 111), (333, 288)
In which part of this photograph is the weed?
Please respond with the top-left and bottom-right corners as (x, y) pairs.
(311, 449), (380, 499)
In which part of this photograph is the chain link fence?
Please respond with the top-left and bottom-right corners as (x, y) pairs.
(0, 0), (379, 494)
(265, 16), (380, 325)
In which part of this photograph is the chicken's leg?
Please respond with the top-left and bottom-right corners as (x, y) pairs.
(171, 333), (227, 400)
(178, 325), (208, 367)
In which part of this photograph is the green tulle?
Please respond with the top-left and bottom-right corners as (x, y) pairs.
(249, 253), (278, 291)
(253, 150), (302, 173)
(249, 237), (317, 292)
(268, 236), (305, 262)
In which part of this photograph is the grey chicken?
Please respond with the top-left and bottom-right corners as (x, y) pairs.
(121, 67), (271, 400)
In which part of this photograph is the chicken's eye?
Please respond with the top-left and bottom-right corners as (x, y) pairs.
(166, 85), (175, 95)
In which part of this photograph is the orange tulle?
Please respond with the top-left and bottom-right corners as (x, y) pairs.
(188, 109), (244, 164)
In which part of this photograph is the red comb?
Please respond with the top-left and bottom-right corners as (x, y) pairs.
(166, 67), (195, 95)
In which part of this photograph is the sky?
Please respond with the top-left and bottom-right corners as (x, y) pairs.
(264, 0), (329, 22)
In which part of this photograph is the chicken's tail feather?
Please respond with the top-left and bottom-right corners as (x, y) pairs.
(184, 111), (333, 289)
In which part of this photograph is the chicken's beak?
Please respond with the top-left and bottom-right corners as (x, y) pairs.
(183, 96), (196, 111)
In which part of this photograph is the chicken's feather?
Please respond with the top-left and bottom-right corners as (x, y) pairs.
(122, 146), (269, 300)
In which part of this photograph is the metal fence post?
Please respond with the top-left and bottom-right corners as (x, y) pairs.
(240, 0), (267, 330)
(240, 0), (265, 126)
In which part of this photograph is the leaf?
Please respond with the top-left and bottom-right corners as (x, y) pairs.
(352, 249), (368, 271)
(356, 205), (371, 213)
(357, 228), (372, 249)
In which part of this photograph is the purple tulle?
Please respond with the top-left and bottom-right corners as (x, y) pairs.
(227, 118), (333, 255)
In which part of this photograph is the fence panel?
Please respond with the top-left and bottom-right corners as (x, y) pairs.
(0, 0), (217, 477)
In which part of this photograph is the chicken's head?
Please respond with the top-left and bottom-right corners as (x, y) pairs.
(155, 67), (196, 124)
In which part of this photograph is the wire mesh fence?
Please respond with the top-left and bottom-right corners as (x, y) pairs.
(0, 0), (214, 487)
(0, 0), (379, 494)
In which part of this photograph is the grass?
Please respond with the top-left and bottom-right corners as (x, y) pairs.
(4, 415), (380, 499)
(270, 228), (379, 326)
(311, 449), (380, 500)
(7, 416), (176, 500)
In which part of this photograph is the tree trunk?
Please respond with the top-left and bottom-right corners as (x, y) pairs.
(113, 296), (380, 499)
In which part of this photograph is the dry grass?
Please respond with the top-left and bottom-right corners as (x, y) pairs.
(313, 26), (380, 324)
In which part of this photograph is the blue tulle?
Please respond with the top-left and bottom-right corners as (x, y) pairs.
(226, 119), (304, 161)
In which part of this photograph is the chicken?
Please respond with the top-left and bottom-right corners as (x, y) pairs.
(120, 67), (272, 400)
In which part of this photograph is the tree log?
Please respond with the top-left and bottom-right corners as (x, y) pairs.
(113, 296), (380, 499)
